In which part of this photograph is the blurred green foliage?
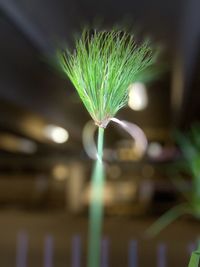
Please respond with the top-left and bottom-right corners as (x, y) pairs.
(188, 242), (200, 267)
(147, 123), (200, 236)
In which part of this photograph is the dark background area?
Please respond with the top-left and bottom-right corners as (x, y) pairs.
(0, 0), (200, 266)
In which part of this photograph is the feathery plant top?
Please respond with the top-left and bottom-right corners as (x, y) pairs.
(59, 29), (158, 127)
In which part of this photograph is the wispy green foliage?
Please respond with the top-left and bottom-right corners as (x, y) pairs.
(58, 29), (158, 127)
(175, 124), (200, 215)
(147, 124), (200, 236)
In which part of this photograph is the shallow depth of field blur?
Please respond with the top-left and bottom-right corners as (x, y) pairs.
(0, 0), (200, 266)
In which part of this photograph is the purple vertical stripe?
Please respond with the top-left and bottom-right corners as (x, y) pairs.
(128, 240), (138, 267)
(44, 235), (54, 267)
(157, 243), (166, 267)
(71, 235), (81, 267)
(16, 231), (28, 267)
(101, 237), (109, 267)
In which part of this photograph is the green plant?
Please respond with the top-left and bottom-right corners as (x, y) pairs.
(188, 242), (200, 267)
(58, 29), (158, 127)
(147, 124), (200, 236)
(58, 28), (158, 267)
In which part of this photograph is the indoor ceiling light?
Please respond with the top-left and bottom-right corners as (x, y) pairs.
(128, 82), (148, 111)
(44, 125), (69, 144)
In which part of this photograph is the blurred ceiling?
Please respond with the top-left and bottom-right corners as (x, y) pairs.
(0, 0), (199, 171)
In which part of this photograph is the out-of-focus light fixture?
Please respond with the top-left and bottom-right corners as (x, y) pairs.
(52, 164), (69, 181)
(19, 139), (37, 154)
(0, 134), (37, 154)
(147, 142), (162, 158)
(128, 82), (148, 111)
(44, 125), (69, 143)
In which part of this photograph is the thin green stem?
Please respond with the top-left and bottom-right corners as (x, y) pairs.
(87, 127), (105, 267)
(146, 204), (189, 237)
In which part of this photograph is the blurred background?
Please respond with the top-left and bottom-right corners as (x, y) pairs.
(0, 0), (200, 266)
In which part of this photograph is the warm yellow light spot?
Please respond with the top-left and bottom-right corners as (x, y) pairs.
(52, 164), (69, 181)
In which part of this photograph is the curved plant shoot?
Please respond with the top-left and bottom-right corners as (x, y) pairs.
(58, 29), (158, 267)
